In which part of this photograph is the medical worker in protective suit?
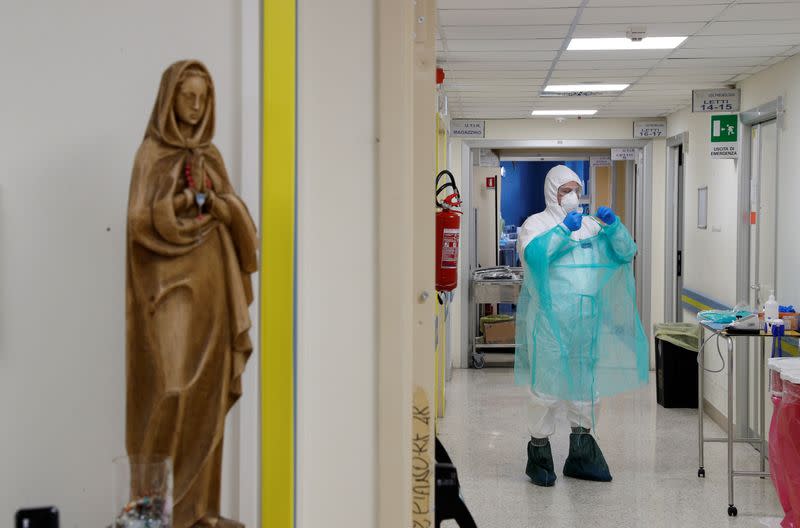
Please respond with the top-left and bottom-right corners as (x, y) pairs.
(515, 165), (649, 487)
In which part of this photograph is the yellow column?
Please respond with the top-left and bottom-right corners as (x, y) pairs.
(262, 1), (295, 527)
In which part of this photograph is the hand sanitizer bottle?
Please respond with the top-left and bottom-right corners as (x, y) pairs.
(765, 292), (779, 321)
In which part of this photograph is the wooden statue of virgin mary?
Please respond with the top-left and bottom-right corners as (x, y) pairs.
(126, 60), (257, 528)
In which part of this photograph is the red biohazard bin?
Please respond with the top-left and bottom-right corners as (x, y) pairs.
(768, 358), (800, 527)
(777, 369), (800, 528)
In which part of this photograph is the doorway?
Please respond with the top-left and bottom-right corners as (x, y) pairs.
(736, 98), (784, 443)
(459, 140), (654, 370)
(665, 133), (688, 323)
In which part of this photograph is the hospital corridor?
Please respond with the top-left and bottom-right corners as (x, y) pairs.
(3, 1), (800, 528)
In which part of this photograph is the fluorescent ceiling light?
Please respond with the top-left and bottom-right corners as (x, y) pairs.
(568, 37), (687, 51)
(544, 84), (629, 92)
(531, 109), (597, 116)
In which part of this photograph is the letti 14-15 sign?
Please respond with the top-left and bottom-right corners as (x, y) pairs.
(693, 89), (740, 113)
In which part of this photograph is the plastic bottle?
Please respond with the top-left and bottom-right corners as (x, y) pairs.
(765, 292), (780, 321)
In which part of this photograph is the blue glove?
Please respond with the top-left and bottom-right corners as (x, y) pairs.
(597, 206), (616, 225)
(563, 211), (583, 232)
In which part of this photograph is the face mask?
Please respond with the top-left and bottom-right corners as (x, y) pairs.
(560, 191), (580, 214)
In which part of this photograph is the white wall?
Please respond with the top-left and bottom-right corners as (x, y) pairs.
(667, 53), (800, 418)
(740, 53), (800, 307)
(448, 139), (465, 369)
(0, 2), (250, 526)
(473, 166), (502, 269)
(296, 0), (377, 526)
(667, 107), (740, 414)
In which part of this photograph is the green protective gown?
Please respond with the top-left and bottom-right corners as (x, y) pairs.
(514, 218), (649, 403)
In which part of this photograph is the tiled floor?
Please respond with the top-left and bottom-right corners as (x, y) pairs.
(438, 368), (784, 528)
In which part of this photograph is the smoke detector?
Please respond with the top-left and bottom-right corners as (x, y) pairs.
(627, 26), (647, 42)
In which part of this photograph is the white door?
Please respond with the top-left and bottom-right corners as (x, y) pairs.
(750, 120), (778, 308)
(748, 119), (778, 439)
(675, 145), (685, 322)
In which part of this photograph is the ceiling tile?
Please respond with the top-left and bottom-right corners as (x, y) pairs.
(572, 22), (705, 38)
(440, 61), (553, 70)
(439, 8), (577, 26)
(670, 46), (792, 59)
(549, 75), (640, 84)
(561, 50), (671, 61)
(660, 57), (764, 67)
(439, 50), (558, 61)
(587, 0), (729, 5)
(445, 70), (548, 79)
(683, 34), (800, 48)
(719, 3), (800, 21)
(554, 59), (660, 69)
(699, 20), (800, 35)
(579, 5), (728, 24)
(445, 78), (543, 86)
(442, 25), (571, 40)
(445, 39), (564, 52)
(439, 0), (582, 8)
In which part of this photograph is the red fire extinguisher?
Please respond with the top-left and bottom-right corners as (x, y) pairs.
(436, 170), (462, 292)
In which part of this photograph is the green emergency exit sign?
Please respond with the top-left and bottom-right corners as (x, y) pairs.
(710, 114), (739, 159)
(711, 114), (738, 142)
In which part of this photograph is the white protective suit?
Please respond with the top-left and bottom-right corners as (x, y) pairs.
(517, 165), (602, 438)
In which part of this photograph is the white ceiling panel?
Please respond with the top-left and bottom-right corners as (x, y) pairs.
(683, 34), (800, 48)
(439, 8), (578, 27)
(719, 3), (800, 21)
(699, 20), (800, 36)
(445, 39), (564, 52)
(572, 22), (705, 38)
(660, 57), (764, 67)
(587, 0), (729, 5)
(438, 1), (800, 119)
(439, 50), (558, 61)
(442, 25), (571, 40)
(441, 61), (553, 70)
(446, 88), (540, 95)
(643, 65), (751, 75)
(580, 5), (728, 24)
(553, 69), (647, 78)
(560, 50), (671, 61)
(553, 59), (659, 69)
(638, 74), (735, 82)
(550, 74), (641, 84)
(445, 79), (543, 86)
(445, 70), (548, 79)
(439, 0), (582, 7)
(671, 46), (792, 59)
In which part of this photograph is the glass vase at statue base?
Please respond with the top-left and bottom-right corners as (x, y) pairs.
(113, 455), (173, 528)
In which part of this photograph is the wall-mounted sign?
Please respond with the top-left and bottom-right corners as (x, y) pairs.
(611, 148), (637, 161)
(590, 156), (611, 168)
(710, 114), (739, 159)
(633, 120), (667, 138)
(451, 119), (485, 138)
(486, 176), (496, 189)
(693, 88), (740, 113)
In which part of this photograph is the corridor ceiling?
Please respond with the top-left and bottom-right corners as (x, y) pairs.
(437, 0), (800, 118)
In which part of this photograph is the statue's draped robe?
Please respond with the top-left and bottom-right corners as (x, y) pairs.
(126, 60), (257, 527)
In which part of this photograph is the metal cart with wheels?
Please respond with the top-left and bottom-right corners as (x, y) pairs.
(697, 321), (800, 517)
(469, 267), (523, 368)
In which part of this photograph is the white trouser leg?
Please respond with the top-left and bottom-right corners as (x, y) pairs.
(528, 390), (559, 438)
(566, 399), (600, 430)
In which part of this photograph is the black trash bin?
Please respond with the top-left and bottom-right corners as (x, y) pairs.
(654, 323), (702, 408)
